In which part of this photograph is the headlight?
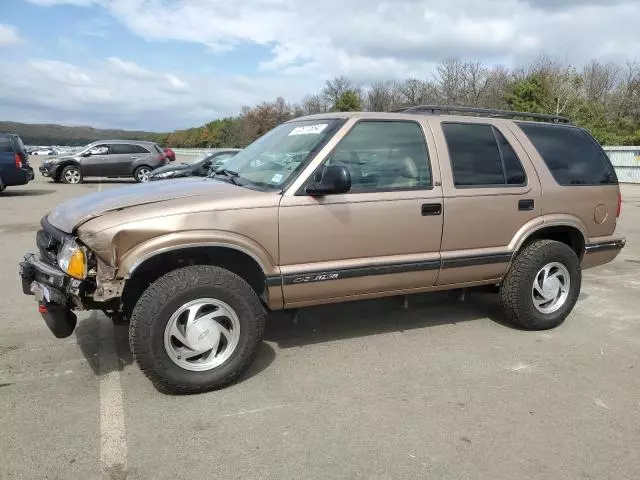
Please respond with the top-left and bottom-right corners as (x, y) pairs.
(57, 239), (87, 279)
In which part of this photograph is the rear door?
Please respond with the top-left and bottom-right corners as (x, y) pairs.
(430, 118), (542, 285)
(109, 143), (150, 175)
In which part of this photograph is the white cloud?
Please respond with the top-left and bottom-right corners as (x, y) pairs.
(0, 24), (20, 46)
(0, 58), (312, 130)
(12, 0), (640, 130)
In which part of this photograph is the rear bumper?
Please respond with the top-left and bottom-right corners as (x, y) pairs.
(582, 237), (626, 269)
(2, 166), (33, 186)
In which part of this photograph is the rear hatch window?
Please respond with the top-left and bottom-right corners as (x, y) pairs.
(518, 123), (617, 186)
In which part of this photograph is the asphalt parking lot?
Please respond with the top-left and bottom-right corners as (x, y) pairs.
(1, 157), (639, 480)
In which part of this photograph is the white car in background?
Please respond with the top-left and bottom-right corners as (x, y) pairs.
(32, 148), (57, 156)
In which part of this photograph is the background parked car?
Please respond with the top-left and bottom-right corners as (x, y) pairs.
(39, 140), (167, 184)
(0, 132), (34, 192)
(149, 148), (241, 181)
(32, 148), (57, 156)
(163, 147), (176, 162)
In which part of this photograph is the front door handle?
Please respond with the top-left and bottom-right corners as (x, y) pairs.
(422, 203), (442, 216)
(518, 199), (535, 211)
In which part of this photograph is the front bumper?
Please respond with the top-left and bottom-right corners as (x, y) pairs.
(19, 253), (84, 338)
(39, 163), (55, 177)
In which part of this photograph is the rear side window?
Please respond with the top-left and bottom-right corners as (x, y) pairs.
(0, 136), (13, 153)
(519, 123), (617, 185)
(442, 123), (526, 187)
(111, 144), (149, 154)
(14, 135), (26, 153)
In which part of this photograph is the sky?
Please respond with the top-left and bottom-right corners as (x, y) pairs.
(0, 0), (639, 132)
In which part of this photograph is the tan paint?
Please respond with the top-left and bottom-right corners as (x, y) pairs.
(58, 110), (624, 312)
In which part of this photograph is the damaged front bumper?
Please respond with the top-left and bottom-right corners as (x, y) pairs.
(19, 253), (89, 338)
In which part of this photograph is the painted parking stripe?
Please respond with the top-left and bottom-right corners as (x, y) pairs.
(98, 316), (127, 476)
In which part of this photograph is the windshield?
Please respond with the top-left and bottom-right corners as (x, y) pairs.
(211, 119), (343, 190)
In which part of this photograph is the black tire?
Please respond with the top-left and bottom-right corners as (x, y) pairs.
(0, 176), (5, 193)
(133, 166), (152, 183)
(500, 240), (581, 330)
(60, 165), (82, 184)
(129, 265), (265, 394)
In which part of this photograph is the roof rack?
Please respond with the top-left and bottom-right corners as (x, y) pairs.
(390, 105), (571, 124)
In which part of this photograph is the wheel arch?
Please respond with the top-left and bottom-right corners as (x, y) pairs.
(511, 217), (587, 260)
(120, 242), (277, 318)
(54, 159), (80, 177)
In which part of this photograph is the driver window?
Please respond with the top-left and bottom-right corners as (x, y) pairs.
(325, 121), (431, 192)
(89, 145), (109, 155)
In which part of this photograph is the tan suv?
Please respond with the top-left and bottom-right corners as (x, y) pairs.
(19, 106), (626, 394)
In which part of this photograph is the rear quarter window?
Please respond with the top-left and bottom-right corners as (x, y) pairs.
(0, 136), (13, 153)
(518, 123), (617, 186)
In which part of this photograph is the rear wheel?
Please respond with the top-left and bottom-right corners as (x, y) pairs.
(500, 240), (581, 330)
(129, 265), (265, 394)
(61, 165), (82, 184)
(134, 166), (152, 183)
(0, 176), (5, 192)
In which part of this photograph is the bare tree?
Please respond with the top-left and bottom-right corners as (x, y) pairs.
(434, 58), (466, 104)
(301, 94), (329, 115)
(582, 60), (621, 102)
(322, 76), (355, 106)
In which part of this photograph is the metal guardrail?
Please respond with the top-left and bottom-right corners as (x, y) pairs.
(171, 147), (640, 184)
(603, 147), (640, 184)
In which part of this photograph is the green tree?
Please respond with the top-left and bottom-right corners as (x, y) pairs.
(505, 74), (546, 113)
(333, 90), (361, 112)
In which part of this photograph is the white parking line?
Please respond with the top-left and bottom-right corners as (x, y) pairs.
(98, 317), (128, 476)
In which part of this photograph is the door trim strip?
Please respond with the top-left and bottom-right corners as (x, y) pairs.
(266, 252), (513, 287)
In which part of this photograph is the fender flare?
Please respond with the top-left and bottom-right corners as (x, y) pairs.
(118, 230), (278, 279)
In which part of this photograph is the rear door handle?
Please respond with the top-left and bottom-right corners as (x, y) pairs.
(422, 203), (442, 216)
(518, 199), (534, 211)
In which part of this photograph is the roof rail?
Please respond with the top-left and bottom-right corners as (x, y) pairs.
(390, 105), (572, 124)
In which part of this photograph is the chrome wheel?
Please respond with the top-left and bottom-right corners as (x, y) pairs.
(163, 298), (241, 372)
(532, 262), (570, 314)
(64, 168), (81, 184)
(135, 167), (151, 182)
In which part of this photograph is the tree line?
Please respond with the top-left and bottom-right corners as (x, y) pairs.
(157, 55), (640, 148)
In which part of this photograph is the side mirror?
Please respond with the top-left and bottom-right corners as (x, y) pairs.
(305, 164), (351, 196)
(81, 152), (91, 157)
(202, 160), (211, 169)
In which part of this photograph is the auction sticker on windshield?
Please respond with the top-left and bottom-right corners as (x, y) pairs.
(288, 124), (328, 136)
(271, 173), (284, 184)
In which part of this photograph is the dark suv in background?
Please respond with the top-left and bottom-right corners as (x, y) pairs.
(39, 140), (167, 184)
(0, 132), (34, 193)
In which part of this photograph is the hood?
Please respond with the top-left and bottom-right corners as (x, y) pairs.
(149, 163), (191, 176)
(47, 177), (246, 233)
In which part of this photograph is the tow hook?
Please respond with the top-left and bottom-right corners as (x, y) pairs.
(39, 302), (77, 338)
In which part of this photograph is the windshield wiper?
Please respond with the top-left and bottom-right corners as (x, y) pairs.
(212, 168), (240, 185)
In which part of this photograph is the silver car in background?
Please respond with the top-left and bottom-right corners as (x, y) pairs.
(39, 140), (168, 184)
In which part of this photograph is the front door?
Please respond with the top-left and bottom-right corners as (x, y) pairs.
(80, 144), (110, 177)
(279, 119), (444, 307)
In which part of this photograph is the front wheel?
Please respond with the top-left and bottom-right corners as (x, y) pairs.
(129, 265), (265, 394)
(61, 165), (82, 184)
(134, 166), (152, 183)
(500, 240), (581, 330)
